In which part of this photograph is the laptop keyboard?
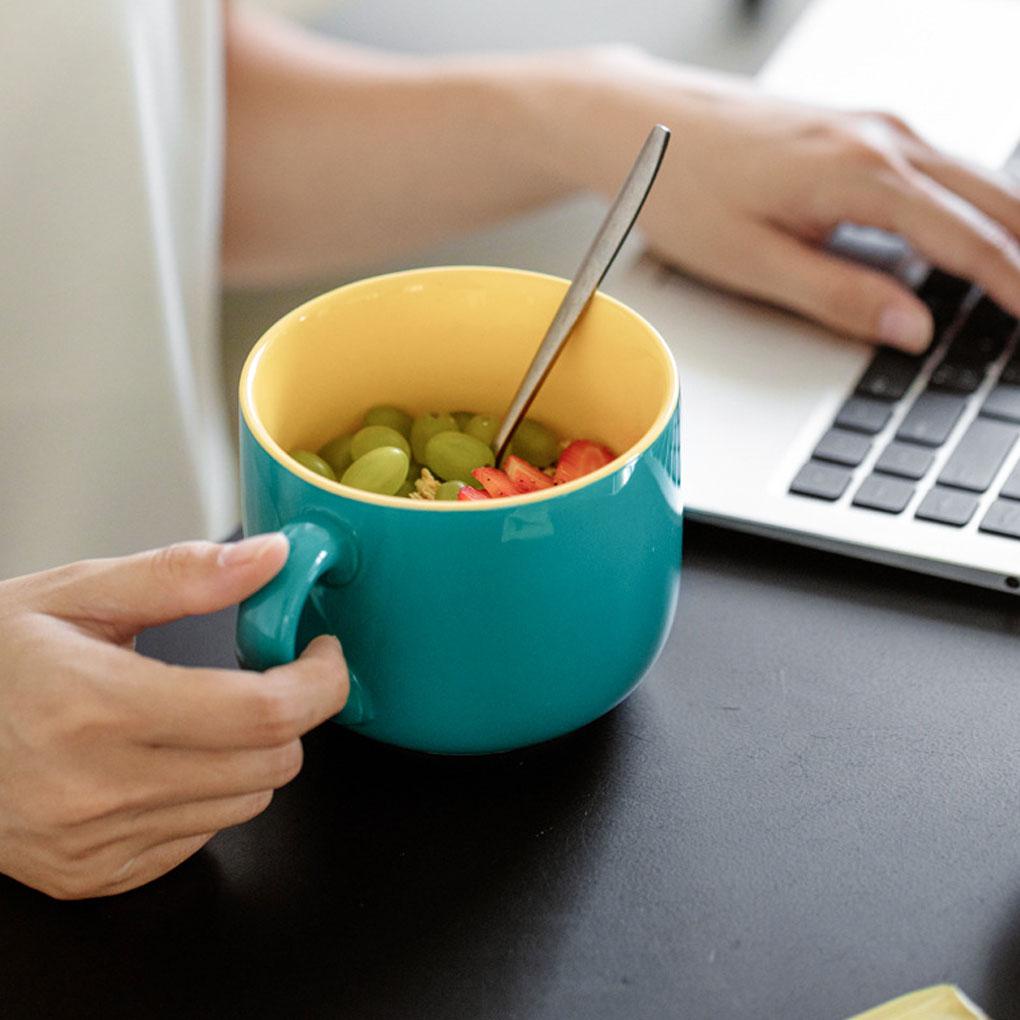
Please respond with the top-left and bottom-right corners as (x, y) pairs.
(790, 268), (1020, 539)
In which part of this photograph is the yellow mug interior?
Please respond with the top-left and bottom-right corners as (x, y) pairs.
(240, 266), (678, 508)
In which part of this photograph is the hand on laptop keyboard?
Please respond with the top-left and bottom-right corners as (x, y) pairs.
(582, 49), (1020, 354)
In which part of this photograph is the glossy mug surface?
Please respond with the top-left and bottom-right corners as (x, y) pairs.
(236, 266), (682, 754)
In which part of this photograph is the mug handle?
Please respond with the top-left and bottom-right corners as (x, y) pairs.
(235, 520), (370, 724)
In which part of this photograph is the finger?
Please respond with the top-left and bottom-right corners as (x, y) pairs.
(95, 833), (216, 898)
(136, 740), (304, 805)
(851, 167), (1020, 319)
(44, 533), (290, 640)
(82, 738), (305, 814)
(146, 790), (275, 843)
(87, 791), (277, 859)
(709, 220), (934, 351)
(121, 634), (348, 750)
(909, 149), (1020, 242)
(856, 109), (923, 144)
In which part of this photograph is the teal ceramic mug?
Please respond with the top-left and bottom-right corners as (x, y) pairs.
(236, 266), (681, 754)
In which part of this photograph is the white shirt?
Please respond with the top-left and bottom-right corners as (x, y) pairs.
(0, 2), (236, 578)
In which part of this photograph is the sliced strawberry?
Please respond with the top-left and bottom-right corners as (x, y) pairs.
(470, 467), (518, 499)
(457, 484), (491, 502)
(504, 454), (554, 494)
(553, 440), (615, 485)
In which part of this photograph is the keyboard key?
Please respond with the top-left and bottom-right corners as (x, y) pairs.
(929, 360), (985, 394)
(835, 396), (892, 435)
(979, 500), (1020, 540)
(896, 391), (968, 447)
(937, 419), (1018, 492)
(1001, 462), (1020, 501)
(943, 295), (1015, 365)
(1000, 356), (1020, 386)
(916, 269), (972, 334)
(874, 441), (934, 480)
(982, 384), (1020, 424)
(790, 461), (852, 501)
(856, 347), (926, 401)
(958, 294), (1017, 343)
(812, 428), (872, 467)
(915, 487), (979, 527)
(852, 474), (914, 513)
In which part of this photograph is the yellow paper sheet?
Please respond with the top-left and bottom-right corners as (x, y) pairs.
(849, 984), (989, 1019)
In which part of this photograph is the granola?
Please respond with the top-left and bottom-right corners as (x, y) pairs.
(410, 467), (440, 500)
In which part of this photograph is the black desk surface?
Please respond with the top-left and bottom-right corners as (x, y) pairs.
(3, 522), (1019, 1019)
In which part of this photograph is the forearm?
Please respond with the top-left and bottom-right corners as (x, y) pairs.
(223, 8), (576, 284)
(221, 8), (730, 285)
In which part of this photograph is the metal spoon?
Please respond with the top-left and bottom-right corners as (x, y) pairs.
(492, 123), (671, 464)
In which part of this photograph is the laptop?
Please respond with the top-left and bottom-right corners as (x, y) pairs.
(610, 0), (1020, 594)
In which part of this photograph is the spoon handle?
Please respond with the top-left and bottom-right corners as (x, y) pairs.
(493, 123), (671, 462)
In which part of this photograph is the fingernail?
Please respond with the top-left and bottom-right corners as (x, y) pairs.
(878, 306), (932, 352)
(305, 633), (343, 657)
(218, 532), (288, 568)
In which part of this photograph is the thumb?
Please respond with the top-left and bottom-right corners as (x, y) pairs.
(744, 226), (935, 353)
(45, 534), (290, 636)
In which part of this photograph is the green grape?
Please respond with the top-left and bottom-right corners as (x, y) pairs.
(351, 424), (411, 461)
(318, 433), (353, 477)
(424, 431), (494, 483)
(341, 446), (409, 495)
(363, 404), (413, 438)
(510, 418), (559, 468)
(436, 480), (465, 500)
(396, 479), (416, 497)
(464, 413), (499, 448)
(406, 460), (421, 482)
(290, 449), (337, 481)
(452, 411), (475, 431)
(411, 412), (457, 463)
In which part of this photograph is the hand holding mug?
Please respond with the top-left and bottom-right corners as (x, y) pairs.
(0, 536), (346, 899)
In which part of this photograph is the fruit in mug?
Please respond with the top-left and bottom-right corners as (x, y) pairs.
(351, 424), (411, 461)
(318, 434), (353, 477)
(504, 454), (554, 493)
(411, 412), (458, 463)
(424, 431), (494, 483)
(471, 467), (518, 498)
(313, 402), (614, 502)
(457, 484), (491, 502)
(509, 419), (559, 468)
(464, 413), (499, 447)
(341, 446), (409, 495)
(363, 404), (412, 438)
(436, 480), (465, 500)
(554, 440), (615, 485)
(290, 449), (337, 481)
